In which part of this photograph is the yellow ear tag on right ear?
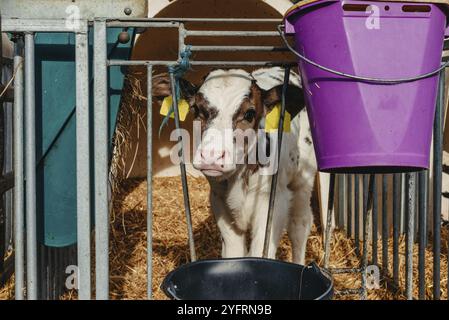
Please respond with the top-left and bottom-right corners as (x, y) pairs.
(160, 95), (190, 121)
(265, 104), (291, 133)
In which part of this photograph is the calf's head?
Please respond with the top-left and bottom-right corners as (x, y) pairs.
(153, 68), (304, 180)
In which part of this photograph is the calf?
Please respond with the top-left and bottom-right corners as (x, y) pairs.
(153, 68), (316, 264)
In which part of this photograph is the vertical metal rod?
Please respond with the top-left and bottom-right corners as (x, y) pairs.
(354, 174), (360, 255)
(381, 174), (388, 275)
(338, 174), (344, 228)
(363, 174), (368, 242)
(433, 69), (444, 300)
(146, 64), (153, 299)
(24, 32), (38, 300)
(13, 38), (25, 300)
(372, 175), (378, 265)
(393, 173), (401, 286)
(418, 170), (427, 300)
(262, 67), (291, 258)
(75, 27), (91, 300)
(93, 20), (109, 300)
(178, 23), (186, 59)
(405, 172), (416, 300)
(347, 174), (352, 238)
(324, 173), (336, 269)
(362, 174), (375, 300)
(168, 71), (196, 261)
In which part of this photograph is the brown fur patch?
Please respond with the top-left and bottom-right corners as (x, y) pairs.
(232, 83), (264, 131)
(231, 83), (266, 184)
(192, 92), (218, 132)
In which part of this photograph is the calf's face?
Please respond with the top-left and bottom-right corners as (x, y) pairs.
(192, 70), (264, 179)
(153, 69), (304, 180)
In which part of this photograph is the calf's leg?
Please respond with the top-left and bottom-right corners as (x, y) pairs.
(287, 183), (313, 265)
(248, 192), (291, 259)
(211, 193), (247, 257)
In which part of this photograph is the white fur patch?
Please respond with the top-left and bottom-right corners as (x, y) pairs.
(199, 69), (254, 130)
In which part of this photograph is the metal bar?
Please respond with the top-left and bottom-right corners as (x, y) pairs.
(372, 175), (378, 266)
(107, 17), (282, 23)
(146, 64), (153, 299)
(2, 18), (88, 33)
(347, 174), (352, 238)
(108, 60), (177, 66)
(75, 26), (91, 300)
(354, 174), (360, 255)
(189, 45), (289, 52)
(108, 60), (296, 67)
(185, 30), (279, 37)
(406, 172), (416, 300)
(433, 68), (444, 300)
(93, 20), (109, 300)
(361, 174), (375, 300)
(324, 173), (336, 268)
(0, 33), (6, 273)
(381, 175), (388, 276)
(418, 170), (427, 300)
(107, 21), (180, 28)
(178, 23), (186, 61)
(4, 70), (14, 257)
(24, 32), (38, 300)
(393, 173), (401, 286)
(2, 17), (284, 32)
(190, 61), (296, 66)
(337, 174), (344, 228)
(168, 71), (196, 262)
(363, 175), (368, 242)
(13, 37), (24, 300)
(263, 67), (290, 258)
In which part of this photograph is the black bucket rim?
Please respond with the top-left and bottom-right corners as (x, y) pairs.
(161, 257), (334, 300)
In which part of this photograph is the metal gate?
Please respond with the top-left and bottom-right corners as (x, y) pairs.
(1, 0), (448, 300)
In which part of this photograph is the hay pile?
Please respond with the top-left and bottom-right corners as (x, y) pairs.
(110, 70), (147, 194)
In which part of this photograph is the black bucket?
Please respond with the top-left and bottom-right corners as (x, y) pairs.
(161, 258), (333, 300)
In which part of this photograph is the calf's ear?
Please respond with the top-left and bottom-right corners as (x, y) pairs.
(152, 72), (197, 105)
(261, 84), (305, 119)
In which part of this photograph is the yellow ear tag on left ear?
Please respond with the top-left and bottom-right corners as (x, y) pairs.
(265, 104), (291, 133)
(160, 95), (190, 121)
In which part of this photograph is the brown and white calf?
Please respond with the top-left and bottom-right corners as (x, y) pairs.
(153, 68), (316, 264)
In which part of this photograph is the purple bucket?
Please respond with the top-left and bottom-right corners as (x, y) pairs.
(285, 0), (448, 173)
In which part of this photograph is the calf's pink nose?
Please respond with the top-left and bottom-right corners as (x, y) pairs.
(201, 149), (226, 164)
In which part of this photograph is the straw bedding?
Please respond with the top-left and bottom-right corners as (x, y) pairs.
(103, 176), (449, 300)
(0, 176), (448, 300)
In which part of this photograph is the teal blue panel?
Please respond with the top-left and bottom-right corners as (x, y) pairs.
(35, 28), (134, 247)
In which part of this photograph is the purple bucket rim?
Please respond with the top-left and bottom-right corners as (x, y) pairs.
(284, 0), (449, 22)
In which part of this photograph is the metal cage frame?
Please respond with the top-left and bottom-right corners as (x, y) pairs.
(1, 10), (448, 300)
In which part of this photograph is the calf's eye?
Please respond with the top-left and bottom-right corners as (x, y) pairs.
(243, 109), (256, 122)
